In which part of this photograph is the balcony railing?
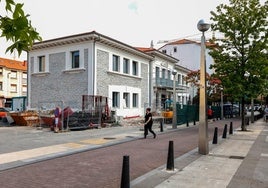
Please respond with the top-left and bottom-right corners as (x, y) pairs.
(154, 78), (179, 88)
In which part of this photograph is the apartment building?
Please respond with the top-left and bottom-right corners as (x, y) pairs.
(158, 39), (215, 75)
(0, 57), (27, 108)
(137, 47), (191, 113)
(28, 31), (153, 117)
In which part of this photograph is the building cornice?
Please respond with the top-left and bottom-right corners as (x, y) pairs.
(31, 31), (154, 60)
(135, 47), (179, 64)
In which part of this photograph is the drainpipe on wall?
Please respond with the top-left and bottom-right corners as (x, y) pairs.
(92, 34), (100, 96)
(148, 60), (153, 107)
(92, 38), (96, 95)
(26, 51), (30, 109)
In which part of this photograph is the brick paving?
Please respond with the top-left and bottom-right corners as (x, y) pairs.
(0, 119), (241, 188)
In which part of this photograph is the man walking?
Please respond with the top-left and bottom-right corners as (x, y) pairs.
(144, 107), (156, 139)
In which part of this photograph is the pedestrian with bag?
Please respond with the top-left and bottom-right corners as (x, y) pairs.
(144, 107), (156, 139)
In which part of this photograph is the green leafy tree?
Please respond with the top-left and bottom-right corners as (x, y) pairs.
(209, 0), (268, 131)
(0, 0), (42, 56)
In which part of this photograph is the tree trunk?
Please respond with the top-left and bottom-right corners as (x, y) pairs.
(241, 97), (247, 131)
(251, 97), (254, 123)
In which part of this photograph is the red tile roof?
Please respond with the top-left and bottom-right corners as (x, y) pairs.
(135, 47), (155, 52)
(0, 57), (27, 71)
(169, 39), (197, 45)
(169, 39), (216, 47)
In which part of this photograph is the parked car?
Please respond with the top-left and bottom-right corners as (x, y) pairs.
(223, 104), (239, 118)
(0, 108), (9, 119)
(232, 104), (240, 115)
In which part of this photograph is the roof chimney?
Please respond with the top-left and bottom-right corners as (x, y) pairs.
(150, 40), (154, 48)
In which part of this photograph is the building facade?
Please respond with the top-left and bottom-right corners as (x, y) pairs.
(137, 47), (191, 113)
(28, 31), (153, 117)
(158, 39), (215, 75)
(0, 57), (27, 108)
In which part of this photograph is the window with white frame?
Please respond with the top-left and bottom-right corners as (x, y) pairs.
(112, 55), (120, 72)
(132, 93), (138, 107)
(178, 74), (181, 85)
(167, 70), (171, 80)
(22, 72), (27, 79)
(22, 85), (27, 93)
(38, 56), (46, 72)
(173, 47), (177, 53)
(10, 84), (17, 92)
(123, 92), (130, 108)
(0, 82), (2, 90)
(71, 51), (80, 68)
(162, 68), (166, 79)
(112, 92), (120, 107)
(0, 67), (2, 75)
(155, 67), (160, 79)
(182, 75), (185, 85)
(10, 71), (17, 78)
(123, 58), (130, 74)
(132, 61), (138, 76)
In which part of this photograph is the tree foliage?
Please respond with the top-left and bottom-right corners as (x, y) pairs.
(0, 0), (42, 56)
(209, 0), (268, 130)
(185, 70), (222, 104)
(210, 0), (268, 98)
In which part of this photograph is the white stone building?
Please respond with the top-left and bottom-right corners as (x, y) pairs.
(28, 31), (154, 118)
(158, 39), (215, 75)
(137, 47), (191, 113)
(0, 57), (27, 108)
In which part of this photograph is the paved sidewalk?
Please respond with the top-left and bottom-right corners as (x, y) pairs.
(0, 118), (267, 188)
(0, 120), (190, 171)
(131, 120), (268, 188)
(0, 126), (143, 170)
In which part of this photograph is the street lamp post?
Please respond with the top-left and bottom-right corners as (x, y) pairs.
(220, 87), (224, 120)
(197, 19), (210, 155)
(172, 69), (177, 129)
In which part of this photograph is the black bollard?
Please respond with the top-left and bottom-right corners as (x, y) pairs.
(212, 127), (218, 144)
(229, 122), (233, 134)
(120, 155), (130, 188)
(160, 119), (163, 132)
(166, 141), (174, 171)
(186, 120), (189, 127)
(222, 124), (227, 139)
(194, 120), (196, 125)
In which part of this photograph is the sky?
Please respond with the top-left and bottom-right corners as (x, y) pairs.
(0, 0), (229, 61)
